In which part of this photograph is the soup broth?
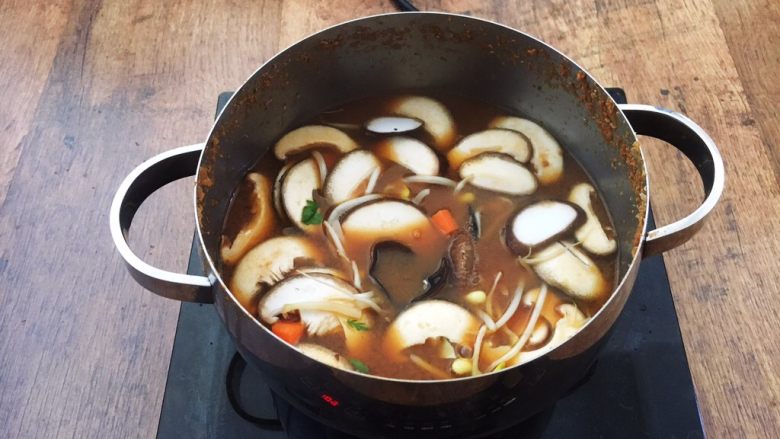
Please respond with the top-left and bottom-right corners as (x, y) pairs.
(220, 94), (618, 380)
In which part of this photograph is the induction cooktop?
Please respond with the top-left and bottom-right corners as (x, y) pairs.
(155, 89), (705, 439)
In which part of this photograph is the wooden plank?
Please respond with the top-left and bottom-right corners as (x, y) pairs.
(712, 0), (780, 186)
(0, 1), (71, 207)
(277, 0), (390, 48)
(0, 1), (283, 437)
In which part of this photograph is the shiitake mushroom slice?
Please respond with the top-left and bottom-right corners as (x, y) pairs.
(221, 173), (276, 265)
(458, 152), (537, 195)
(365, 116), (423, 134)
(340, 198), (434, 247)
(447, 128), (531, 169)
(568, 183), (617, 256)
(374, 136), (440, 176)
(530, 241), (610, 302)
(298, 343), (354, 371)
(525, 317), (553, 350)
(273, 125), (358, 160)
(383, 300), (480, 361)
(323, 150), (382, 205)
(512, 303), (589, 365)
(490, 117), (564, 185)
(388, 96), (456, 151)
(258, 272), (360, 336)
(505, 200), (585, 255)
(229, 236), (323, 315)
(280, 157), (322, 232)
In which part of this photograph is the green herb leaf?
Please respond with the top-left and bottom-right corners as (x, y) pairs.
(346, 319), (370, 331)
(349, 358), (370, 374)
(301, 199), (323, 225)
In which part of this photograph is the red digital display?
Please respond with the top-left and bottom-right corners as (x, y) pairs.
(321, 393), (340, 407)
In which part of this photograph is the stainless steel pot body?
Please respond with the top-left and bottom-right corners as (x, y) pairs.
(111, 12), (723, 438)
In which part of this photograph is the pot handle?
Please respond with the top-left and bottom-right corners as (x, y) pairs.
(109, 143), (214, 303)
(618, 104), (725, 258)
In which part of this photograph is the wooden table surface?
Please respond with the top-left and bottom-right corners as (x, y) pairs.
(1, 0), (778, 437)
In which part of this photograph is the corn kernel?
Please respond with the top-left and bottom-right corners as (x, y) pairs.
(451, 358), (473, 375)
(465, 290), (487, 305)
(458, 192), (475, 203)
(399, 185), (411, 199)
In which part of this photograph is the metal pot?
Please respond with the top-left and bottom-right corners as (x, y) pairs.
(110, 12), (723, 438)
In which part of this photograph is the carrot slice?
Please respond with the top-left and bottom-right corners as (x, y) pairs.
(431, 209), (459, 235)
(272, 321), (305, 345)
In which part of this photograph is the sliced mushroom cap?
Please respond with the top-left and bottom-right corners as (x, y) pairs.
(447, 128), (531, 170)
(526, 318), (552, 349)
(459, 153), (537, 195)
(505, 201), (584, 254)
(273, 162), (294, 220)
(229, 236), (322, 314)
(324, 150), (382, 205)
(365, 116), (423, 134)
(273, 125), (358, 160)
(297, 343), (354, 371)
(389, 96), (455, 151)
(281, 158), (322, 232)
(511, 303), (588, 366)
(259, 272), (360, 336)
(340, 199), (435, 249)
(521, 286), (566, 324)
(383, 300), (480, 360)
(550, 304), (588, 342)
(530, 242), (610, 302)
(490, 117), (564, 185)
(221, 173), (276, 265)
(374, 137), (439, 176)
(568, 183), (617, 256)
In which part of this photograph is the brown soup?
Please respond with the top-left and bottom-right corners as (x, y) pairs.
(219, 94), (618, 380)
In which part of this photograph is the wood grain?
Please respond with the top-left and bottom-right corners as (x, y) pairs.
(0, 1), (282, 437)
(712, 0), (780, 186)
(0, 1), (71, 207)
(0, 0), (778, 438)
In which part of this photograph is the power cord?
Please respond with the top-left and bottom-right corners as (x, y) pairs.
(392, 0), (418, 12)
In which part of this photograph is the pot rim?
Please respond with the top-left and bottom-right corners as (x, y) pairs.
(193, 11), (650, 384)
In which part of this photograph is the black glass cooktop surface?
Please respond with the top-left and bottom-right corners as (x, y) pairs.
(156, 91), (705, 439)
